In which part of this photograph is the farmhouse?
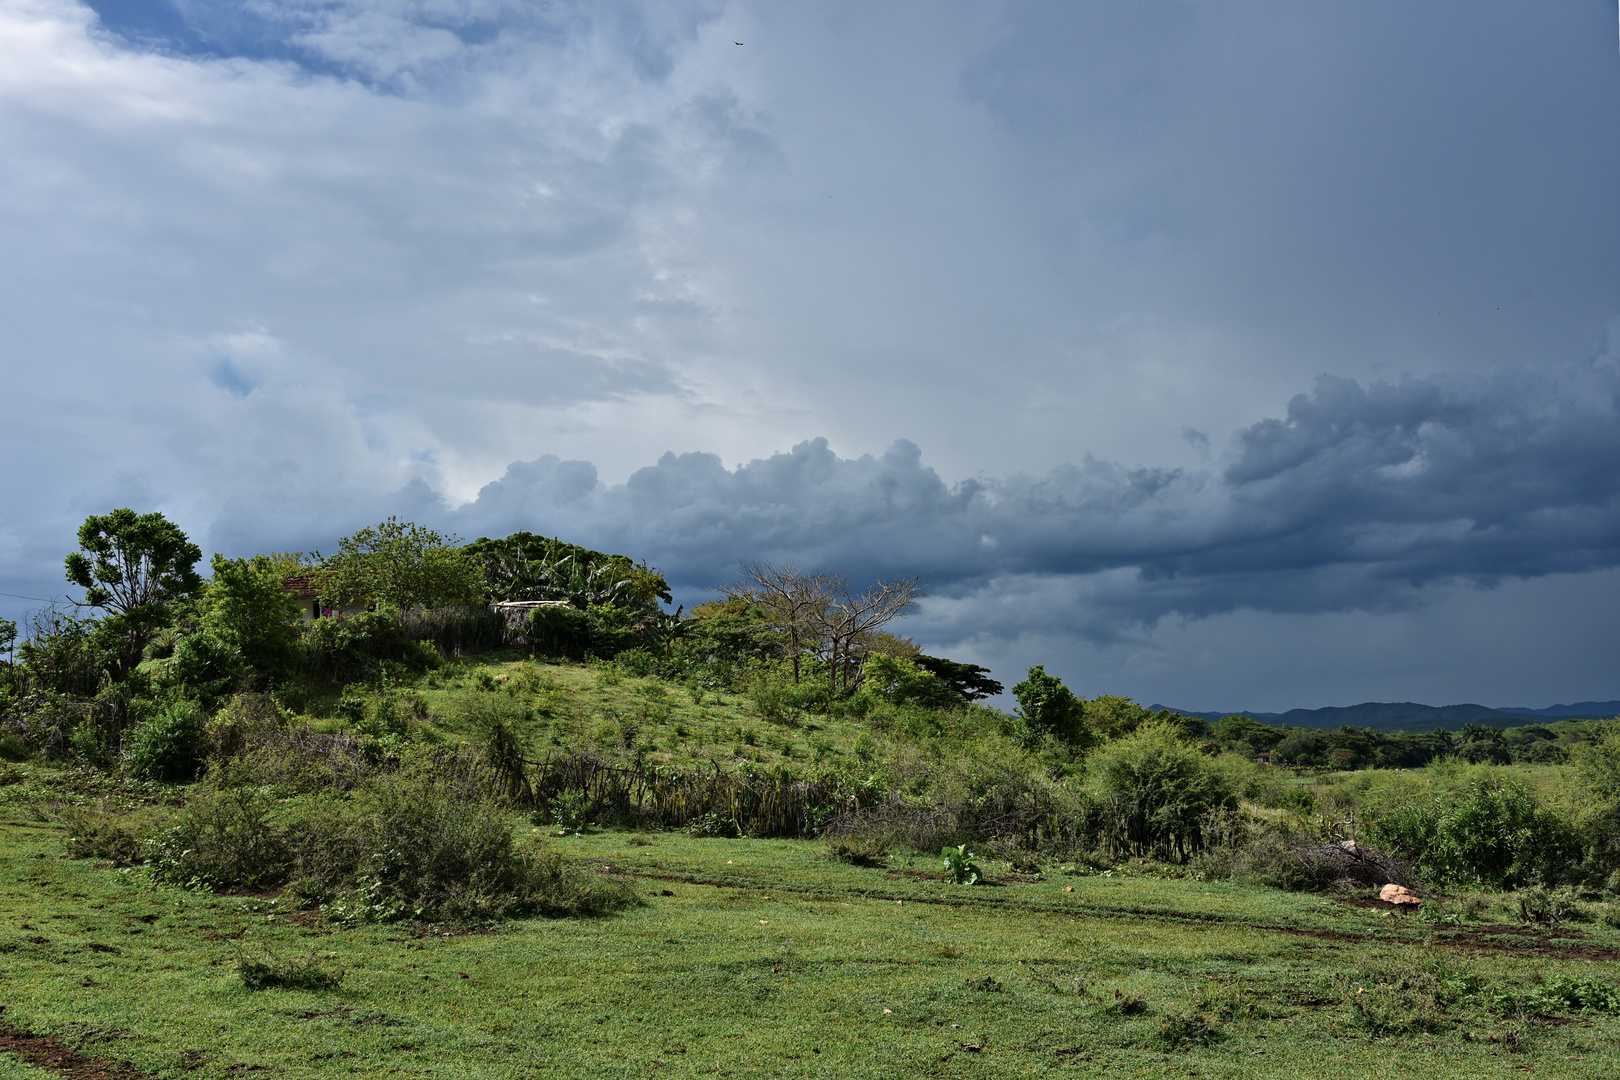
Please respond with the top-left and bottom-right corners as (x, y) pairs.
(282, 574), (368, 621)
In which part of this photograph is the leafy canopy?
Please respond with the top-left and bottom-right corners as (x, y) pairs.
(915, 654), (1003, 701)
(1011, 664), (1086, 744)
(64, 508), (202, 616)
(320, 518), (484, 611)
(204, 554), (304, 683)
(466, 532), (671, 609)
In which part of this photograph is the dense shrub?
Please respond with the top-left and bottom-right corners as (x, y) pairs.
(1366, 778), (1580, 889)
(168, 630), (247, 705)
(149, 787), (293, 889)
(356, 765), (638, 920)
(124, 700), (205, 781)
(63, 804), (161, 863)
(304, 610), (439, 684)
(521, 605), (591, 660)
(1087, 725), (1236, 860)
(13, 610), (112, 698)
(613, 648), (659, 677)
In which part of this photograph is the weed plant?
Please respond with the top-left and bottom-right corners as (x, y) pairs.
(236, 948), (345, 991)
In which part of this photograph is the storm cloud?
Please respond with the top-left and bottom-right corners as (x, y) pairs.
(433, 359), (1620, 635)
(3, 0), (1619, 709)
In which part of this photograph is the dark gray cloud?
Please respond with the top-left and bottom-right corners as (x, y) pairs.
(441, 360), (1620, 637)
(4, 0), (1620, 709)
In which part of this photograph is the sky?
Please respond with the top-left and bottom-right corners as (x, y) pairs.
(2, 0), (1619, 712)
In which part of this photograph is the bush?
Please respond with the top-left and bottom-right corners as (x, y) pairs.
(519, 847), (642, 917)
(63, 805), (158, 863)
(124, 701), (205, 782)
(148, 787), (292, 890)
(358, 768), (534, 920)
(1367, 778), (1580, 889)
(1087, 725), (1236, 860)
(613, 648), (659, 677)
(168, 631), (246, 705)
(237, 948), (345, 991)
(538, 790), (590, 834)
(686, 812), (741, 839)
(348, 764), (637, 921)
(285, 796), (370, 903)
(0, 733), (30, 762)
(304, 610), (440, 684)
(1528, 975), (1620, 1015)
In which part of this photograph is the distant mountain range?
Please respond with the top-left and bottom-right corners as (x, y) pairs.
(1151, 700), (1620, 734)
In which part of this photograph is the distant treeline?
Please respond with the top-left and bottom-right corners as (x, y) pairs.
(1206, 713), (1612, 769)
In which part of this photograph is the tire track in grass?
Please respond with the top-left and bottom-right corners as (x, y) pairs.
(626, 869), (1620, 961)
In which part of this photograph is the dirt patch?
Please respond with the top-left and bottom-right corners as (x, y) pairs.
(405, 922), (503, 939)
(1436, 930), (1620, 962)
(0, 1023), (147, 1079)
(1337, 897), (1419, 912)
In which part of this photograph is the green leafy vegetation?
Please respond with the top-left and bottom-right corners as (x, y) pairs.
(6, 511), (1620, 1074)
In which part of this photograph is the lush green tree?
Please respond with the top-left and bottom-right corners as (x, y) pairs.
(467, 532), (671, 608)
(204, 554), (304, 684)
(676, 598), (779, 664)
(64, 508), (203, 616)
(1011, 665), (1087, 745)
(320, 518), (484, 612)
(1213, 714), (1285, 752)
(64, 509), (202, 670)
(0, 617), (15, 663)
(1273, 729), (1319, 766)
(915, 654), (1003, 702)
(860, 654), (958, 708)
(1577, 726), (1620, 800)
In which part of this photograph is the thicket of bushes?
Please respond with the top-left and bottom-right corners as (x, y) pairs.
(69, 743), (640, 922)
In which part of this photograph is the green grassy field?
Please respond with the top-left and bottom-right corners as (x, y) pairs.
(361, 657), (880, 774)
(4, 761), (1620, 1079)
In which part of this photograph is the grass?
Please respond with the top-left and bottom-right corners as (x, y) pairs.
(384, 658), (878, 772)
(6, 762), (1620, 1077)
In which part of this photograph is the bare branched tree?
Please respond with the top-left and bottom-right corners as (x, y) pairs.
(721, 562), (844, 683)
(814, 577), (926, 693)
